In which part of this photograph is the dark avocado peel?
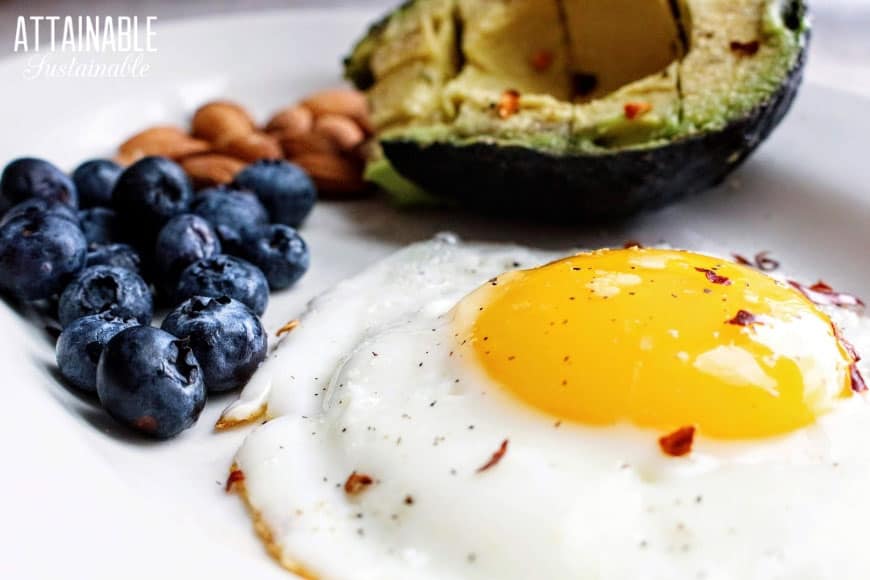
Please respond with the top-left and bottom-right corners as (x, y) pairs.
(345, 0), (809, 221)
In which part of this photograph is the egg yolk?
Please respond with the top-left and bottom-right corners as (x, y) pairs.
(455, 248), (853, 439)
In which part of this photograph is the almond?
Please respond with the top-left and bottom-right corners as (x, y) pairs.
(118, 125), (210, 164)
(313, 114), (366, 152)
(292, 153), (367, 198)
(354, 139), (380, 162)
(279, 131), (340, 159)
(218, 132), (283, 162)
(192, 101), (256, 144)
(265, 106), (314, 137)
(180, 153), (247, 189)
(302, 89), (372, 132)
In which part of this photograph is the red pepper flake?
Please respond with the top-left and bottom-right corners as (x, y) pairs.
(623, 240), (644, 249)
(732, 252), (780, 272)
(344, 471), (374, 495)
(726, 309), (761, 327)
(658, 426), (696, 457)
(530, 49), (555, 72)
(695, 267), (731, 286)
(788, 280), (865, 310)
(730, 40), (760, 56)
(497, 90), (521, 119)
(851, 364), (868, 393)
(832, 324), (867, 393)
(476, 439), (509, 473)
(753, 251), (780, 272)
(833, 324), (859, 361)
(225, 468), (245, 493)
(624, 101), (653, 120)
(732, 253), (753, 266)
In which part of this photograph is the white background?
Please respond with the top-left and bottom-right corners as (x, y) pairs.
(0, 2), (868, 580)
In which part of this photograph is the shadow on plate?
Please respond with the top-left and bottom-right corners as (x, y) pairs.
(40, 359), (100, 405)
(337, 155), (870, 284)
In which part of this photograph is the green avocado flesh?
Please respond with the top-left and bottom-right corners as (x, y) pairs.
(347, 0), (805, 154)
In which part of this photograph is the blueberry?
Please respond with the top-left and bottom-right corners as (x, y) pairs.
(56, 312), (138, 393)
(78, 207), (121, 246)
(153, 214), (221, 296)
(111, 156), (193, 241)
(1, 197), (79, 227)
(0, 158), (77, 213)
(0, 214), (87, 300)
(191, 187), (268, 252)
(242, 224), (310, 291)
(96, 326), (205, 439)
(73, 159), (122, 208)
(175, 255), (268, 316)
(233, 160), (316, 228)
(58, 265), (152, 327)
(162, 296), (267, 393)
(85, 243), (141, 273)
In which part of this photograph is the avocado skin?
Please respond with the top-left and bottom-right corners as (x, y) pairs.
(382, 39), (808, 223)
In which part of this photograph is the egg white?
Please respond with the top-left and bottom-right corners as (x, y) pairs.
(226, 235), (870, 580)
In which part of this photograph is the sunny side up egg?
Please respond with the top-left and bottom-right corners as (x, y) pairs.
(222, 235), (870, 580)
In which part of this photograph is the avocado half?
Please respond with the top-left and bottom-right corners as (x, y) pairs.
(345, 0), (809, 220)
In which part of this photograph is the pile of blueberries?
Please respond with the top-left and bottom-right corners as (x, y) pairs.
(0, 156), (315, 439)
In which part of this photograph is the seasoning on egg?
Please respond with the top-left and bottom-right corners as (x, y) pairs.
(789, 280), (866, 310)
(726, 310), (760, 327)
(225, 467), (245, 493)
(753, 251), (780, 272)
(850, 365), (867, 393)
(658, 426), (696, 457)
(694, 267), (731, 286)
(344, 471), (374, 495)
(732, 251), (780, 272)
(476, 439), (509, 473)
(833, 324), (868, 393)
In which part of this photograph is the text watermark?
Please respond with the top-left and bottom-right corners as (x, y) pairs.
(14, 16), (157, 79)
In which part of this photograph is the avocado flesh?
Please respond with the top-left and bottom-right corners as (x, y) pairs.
(560, 0), (684, 100)
(679, 0), (804, 132)
(348, 0), (807, 219)
(354, 0), (803, 148)
(456, 0), (572, 99)
(364, 0), (457, 129)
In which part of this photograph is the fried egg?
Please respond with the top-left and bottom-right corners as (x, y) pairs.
(224, 235), (870, 580)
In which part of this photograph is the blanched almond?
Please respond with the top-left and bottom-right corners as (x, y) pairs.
(218, 132), (283, 162)
(279, 131), (340, 158)
(192, 101), (256, 144)
(181, 154), (247, 189)
(313, 114), (366, 151)
(302, 89), (371, 130)
(292, 153), (367, 197)
(265, 106), (314, 137)
(118, 125), (210, 164)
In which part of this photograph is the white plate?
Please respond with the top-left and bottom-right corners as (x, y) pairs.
(2, 7), (869, 580)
